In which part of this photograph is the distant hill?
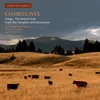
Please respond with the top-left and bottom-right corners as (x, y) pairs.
(0, 37), (84, 52)
(25, 36), (84, 52)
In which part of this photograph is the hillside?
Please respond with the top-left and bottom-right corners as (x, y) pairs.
(0, 52), (100, 68)
(0, 52), (100, 100)
(0, 52), (69, 67)
(53, 52), (100, 68)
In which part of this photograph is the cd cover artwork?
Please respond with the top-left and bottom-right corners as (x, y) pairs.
(0, 0), (100, 100)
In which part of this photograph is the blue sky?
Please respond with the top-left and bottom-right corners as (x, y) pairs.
(0, 0), (100, 44)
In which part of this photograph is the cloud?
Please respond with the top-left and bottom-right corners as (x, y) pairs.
(8, 37), (37, 45)
(63, 27), (100, 41)
(0, 34), (24, 40)
(1, 27), (100, 45)
(88, 28), (100, 36)
(8, 39), (20, 45)
(0, 35), (37, 45)
(1, 0), (100, 42)
(1, 0), (100, 39)
(0, 40), (8, 45)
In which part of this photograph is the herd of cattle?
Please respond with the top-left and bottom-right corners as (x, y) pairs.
(6, 69), (100, 91)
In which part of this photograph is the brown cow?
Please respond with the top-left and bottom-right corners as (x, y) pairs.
(73, 80), (87, 87)
(32, 75), (39, 79)
(24, 76), (27, 79)
(59, 68), (63, 71)
(68, 73), (72, 76)
(48, 81), (53, 85)
(7, 84), (19, 90)
(44, 76), (51, 79)
(28, 75), (31, 78)
(95, 72), (100, 74)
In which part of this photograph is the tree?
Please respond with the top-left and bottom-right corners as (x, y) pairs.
(94, 41), (100, 52)
(16, 40), (22, 52)
(21, 40), (27, 51)
(37, 48), (42, 53)
(53, 45), (65, 55)
(16, 40), (27, 52)
(28, 41), (36, 52)
(83, 38), (89, 53)
(51, 50), (54, 54)
(65, 50), (73, 55)
(0, 47), (5, 52)
(83, 39), (100, 53)
(75, 47), (82, 54)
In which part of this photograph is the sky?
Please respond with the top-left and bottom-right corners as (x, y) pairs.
(0, 0), (100, 44)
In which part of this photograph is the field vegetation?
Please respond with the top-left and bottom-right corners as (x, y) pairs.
(0, 52), (99, 100)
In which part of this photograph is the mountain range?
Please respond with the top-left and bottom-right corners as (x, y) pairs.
(0, 37), (84, 52)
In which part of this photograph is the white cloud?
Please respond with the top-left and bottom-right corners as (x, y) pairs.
(8, 39), (20, 45)
(8, 37), (37, 45)
(87, 28), (100, 36)
(63, 27), (100, 41)
(0, 34), (37, 45)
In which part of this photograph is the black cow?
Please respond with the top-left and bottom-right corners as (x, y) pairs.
(7, 84), (19, 90)
(69, 73), (72, 76)
(24, 76), (27, 79)
(48, 81), (53, 85)
(95, 72), (100, 74)
(28, 75), (31, 78)
(44, 76), (51, 79)
(59, 68), (63, 71)
(73, 80), (87, 87)
(32, 75), (39, 79)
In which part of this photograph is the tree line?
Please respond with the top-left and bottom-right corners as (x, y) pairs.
(0, 38), (100, 55)
(51, 38), (100, 55)
(0, 40), (42, 53)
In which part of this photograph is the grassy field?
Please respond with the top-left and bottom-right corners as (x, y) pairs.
(0, 52), (100, 100)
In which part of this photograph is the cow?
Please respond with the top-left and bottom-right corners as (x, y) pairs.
(48, 81), (53, 85)
(69, 73), (72, 76)
(32, 75), (39, 79)
(44, 76), (51, 79)
(73, 80), (87, 87)
(95, 72), (100, 74)
(7, 84), (19, 90)
(59, 68), (63, 71)
(24, 76), (27, 79)
(28, 75), (31, 78)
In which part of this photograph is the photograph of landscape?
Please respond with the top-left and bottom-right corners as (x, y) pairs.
(0, 0), (100, 100)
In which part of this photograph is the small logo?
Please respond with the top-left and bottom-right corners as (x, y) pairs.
(5, 3), (32, 8)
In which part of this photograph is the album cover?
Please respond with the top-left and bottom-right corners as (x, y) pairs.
(0, 0), (100, 100)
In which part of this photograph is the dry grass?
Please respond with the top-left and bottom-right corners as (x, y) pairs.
(53, 52), (100, 68)
(0, 52), (68, 66)
(0, 52), (100, 100)
(0, 66), (100, 100)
